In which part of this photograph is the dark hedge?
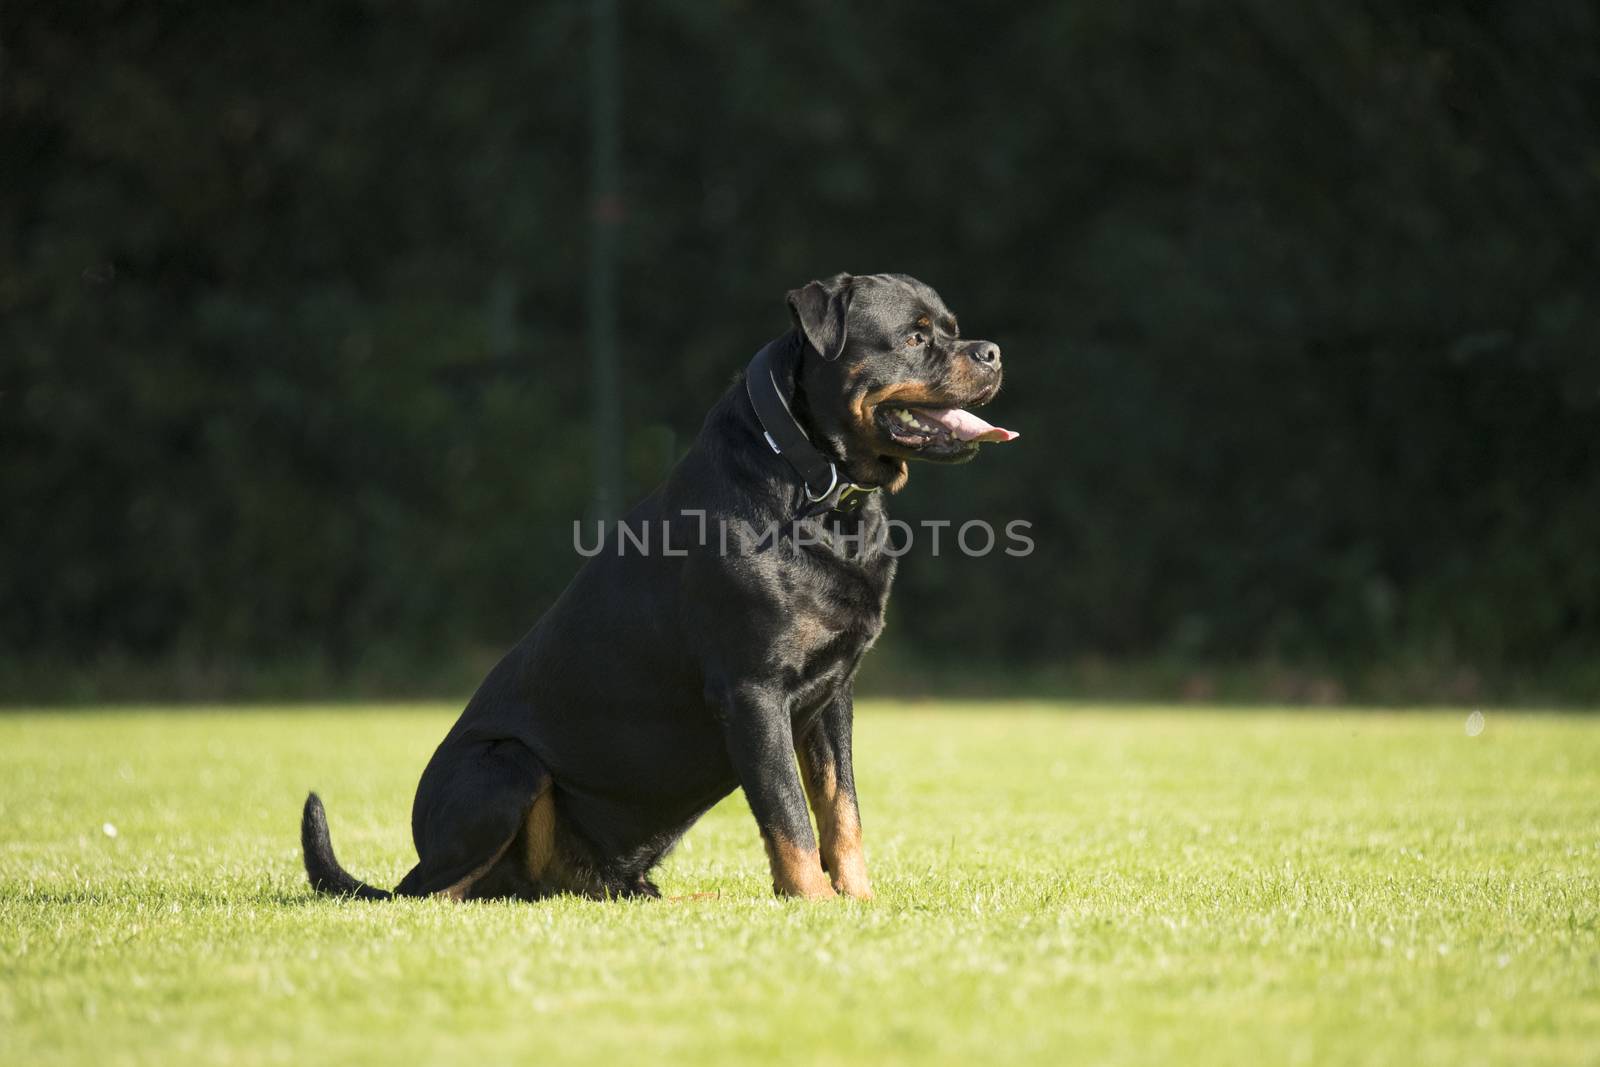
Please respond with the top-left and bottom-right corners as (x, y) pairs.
(3, 2), (1597, 699)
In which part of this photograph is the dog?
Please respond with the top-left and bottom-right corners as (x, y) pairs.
(300, 272), (1016, 901)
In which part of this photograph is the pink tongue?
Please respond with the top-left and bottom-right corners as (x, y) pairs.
(922, 407), (1020, 443)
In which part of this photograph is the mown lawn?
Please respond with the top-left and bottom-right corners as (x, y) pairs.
(1, 703), (1596, 1066)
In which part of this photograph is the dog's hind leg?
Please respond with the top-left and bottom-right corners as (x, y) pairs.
(393, 737), (551, 899)
(455, 783), (561, 901)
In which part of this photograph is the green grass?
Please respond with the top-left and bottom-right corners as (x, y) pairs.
(1, 703), (1597, 1066)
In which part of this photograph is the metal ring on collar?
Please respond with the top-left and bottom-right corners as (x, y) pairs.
(804, 462), (840, 503)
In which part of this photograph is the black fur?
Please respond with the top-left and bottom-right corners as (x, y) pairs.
(301, 273), (1006, 901)
(300, 792), (392, 900)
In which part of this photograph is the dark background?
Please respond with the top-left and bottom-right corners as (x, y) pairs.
(4, 1), (1598, 704)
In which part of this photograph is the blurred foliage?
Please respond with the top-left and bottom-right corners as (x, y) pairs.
(2, 1), (1598, 699)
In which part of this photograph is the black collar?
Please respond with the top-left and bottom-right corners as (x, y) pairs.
(744, 337), (878, 517)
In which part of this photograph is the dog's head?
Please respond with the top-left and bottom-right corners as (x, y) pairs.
(787, 273), (1015, 491)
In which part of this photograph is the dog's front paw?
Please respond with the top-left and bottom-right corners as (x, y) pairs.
(767, 838), (838, 900)
(825, 848), (873, 900)
(833, 877), (873, 901)
(777, 880), (837, 901)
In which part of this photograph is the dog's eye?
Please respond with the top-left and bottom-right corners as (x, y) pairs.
(905, 332), (926, 348)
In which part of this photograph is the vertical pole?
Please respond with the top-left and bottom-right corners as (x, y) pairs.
(589, 0), (623, 519)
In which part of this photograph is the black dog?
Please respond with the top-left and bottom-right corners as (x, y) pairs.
(301, 273), (1015, 901)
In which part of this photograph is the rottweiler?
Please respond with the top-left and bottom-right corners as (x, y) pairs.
(301, 272), (1016, 901)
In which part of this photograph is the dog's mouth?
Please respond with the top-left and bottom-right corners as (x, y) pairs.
(875, 404), (1020, 452)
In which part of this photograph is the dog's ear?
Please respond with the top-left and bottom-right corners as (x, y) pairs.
(786, 274), (855, 361)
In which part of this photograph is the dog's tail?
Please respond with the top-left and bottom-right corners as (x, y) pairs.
(300, 792), (393, 900)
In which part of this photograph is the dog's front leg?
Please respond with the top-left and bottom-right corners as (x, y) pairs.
(797, 693), (873, 900)
(720, 689), (836, 900)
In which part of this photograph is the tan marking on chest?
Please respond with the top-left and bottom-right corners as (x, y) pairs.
(790, 614), (832, 651)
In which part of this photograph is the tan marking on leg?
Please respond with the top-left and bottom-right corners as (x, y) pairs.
(516, 787), (606, 898)
(438, 834), (516, 902)
(763, 833), (836, 900)
(522, 787), (557, 881)
(798, 752), (874, 900)
(825, 805), (872, 900)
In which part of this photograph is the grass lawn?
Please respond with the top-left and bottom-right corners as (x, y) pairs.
(1, 703), (1596, 1066)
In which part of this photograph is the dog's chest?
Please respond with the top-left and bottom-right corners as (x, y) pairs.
(778, 547), (894, 711)
(786, 599), (884, 666)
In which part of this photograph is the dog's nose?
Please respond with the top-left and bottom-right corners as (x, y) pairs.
(969, 343), (1000, 367)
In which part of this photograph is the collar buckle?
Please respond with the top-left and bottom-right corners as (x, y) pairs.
(832, 480), (878, 513)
